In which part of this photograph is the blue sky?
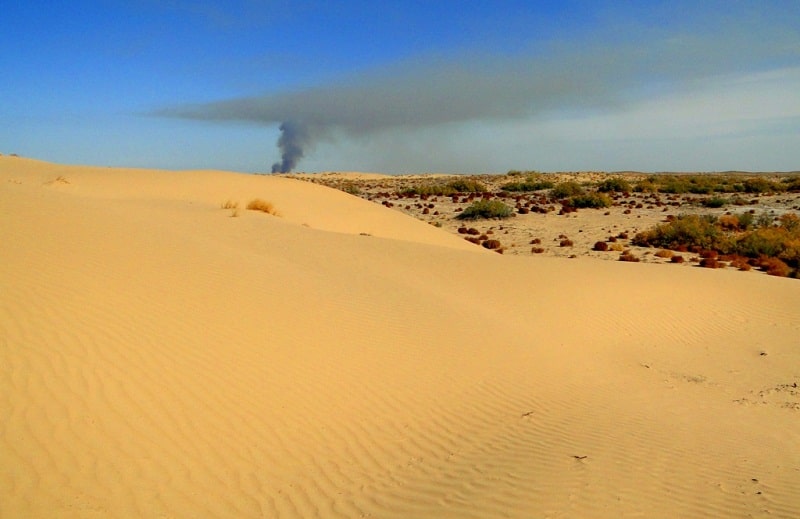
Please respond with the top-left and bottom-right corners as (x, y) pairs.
(2, 1), (799, 173)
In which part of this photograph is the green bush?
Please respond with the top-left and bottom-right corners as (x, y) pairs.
(737, 212), (755, 230)
(634, 211), (800, 277)
(743, 178), (786, 193)
(445, 179), (487, 193)
(501, 180), (555, 192)
(702, 196), (728, 208)
(736, 227), (789, 258)
(551, 181), (584, 198)
(456, 200), (514, 220)
(568, 193), (612, 208)
(632, 214), (725, 250)
(782, 176), (800, 192)
(597, 178), (631, 193)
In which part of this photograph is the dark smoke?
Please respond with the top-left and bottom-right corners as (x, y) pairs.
(271, 121), (310, 173)
(154, 9), (797, 173)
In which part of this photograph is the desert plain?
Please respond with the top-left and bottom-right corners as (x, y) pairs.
(2, 155), (799, 518)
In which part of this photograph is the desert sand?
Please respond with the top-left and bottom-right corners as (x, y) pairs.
(2, 156), (799, 518)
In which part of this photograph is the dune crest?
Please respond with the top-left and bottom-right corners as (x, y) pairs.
(2, 157), (799, 518)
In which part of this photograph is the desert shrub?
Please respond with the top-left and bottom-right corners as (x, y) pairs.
(655, 249), (674, 258)
(619, 251), (640, 262)
(782, 176), (800, 192)
(568, 193), (612, 209)
(559, 239), (574, 247)
(737, 212), (755, 230)
(456, 200), (513, 220)
(340, 182), (361, 195)
(593, 241), (609, 251)
(729, 256), (752, 271)
(446, 179), (487, 193)
(699, 257), (721, 268)
(670, 255), (685, 263)
(597, 178), (632, 193)
(531, 247), (545, 253)
(247, 198), (279, 215)
(758, 257), (791, 277)
(779, 213), (800, 232)
(634, 177), (659, 193)
(735, 227), (790, 258)
(718, 214), (740, 231)
(756, 212), (775, 228)
(502, 180), (554, 192)
(633, 214), (723, 250)
(220, 200), (239, 209)
(659, 177), (691, 194)
(551, 181), (584, 198)
(743, 178), (782, 193)
(702, 196), (728, 208)
(482, 239), (502, 250)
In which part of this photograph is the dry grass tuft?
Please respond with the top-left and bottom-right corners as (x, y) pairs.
(220, 199), (239, 210)
(655, 249), (674, 259)
(619, 251), (640, 262)
(246, 198), (280, 216)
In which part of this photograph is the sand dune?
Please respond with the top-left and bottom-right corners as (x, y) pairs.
(2, 157), (799, 518)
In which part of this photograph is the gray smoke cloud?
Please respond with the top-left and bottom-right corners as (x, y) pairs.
(156, 22), (798, 172)
(271, 121), (309, 173)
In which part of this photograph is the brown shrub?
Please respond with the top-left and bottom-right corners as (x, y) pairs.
(730, 256), (751, 271)
(246, 198), (279, 215)
(670, 255), (685, 263)
(655, 249), (674, 259)
(760, 257), (791, 277)
(531, 247), (545, 253)
(465, 237), (481, 244)
(482, 239), (502, 250)
(699, 257), (721, 268)
(560, 239), (574, 247)
(619, 252), (640, 262)
(699, 249), (718, 259)
(466, 228), (480, 235)
(530, 238), (541, 244)
(593, 241), (609, 251)
(718, 214), (740, 231)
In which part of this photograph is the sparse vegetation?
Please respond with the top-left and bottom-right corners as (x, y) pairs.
(551, 181), (584, 198)
(568, 193), (612, 209)
(634, 212), (800, 277)
(702, 196), (728, 208)
(456, 200), (513, 220)
(597, 178), (631, 193)
(501, 177), (555, 192)
(246, 198), (280, 216)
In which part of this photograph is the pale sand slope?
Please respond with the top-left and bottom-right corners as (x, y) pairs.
(1, 157), (799, 518)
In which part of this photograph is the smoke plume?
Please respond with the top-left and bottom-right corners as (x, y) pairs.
(271, 121), (310, 173)
(155, 14), (797, 172)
